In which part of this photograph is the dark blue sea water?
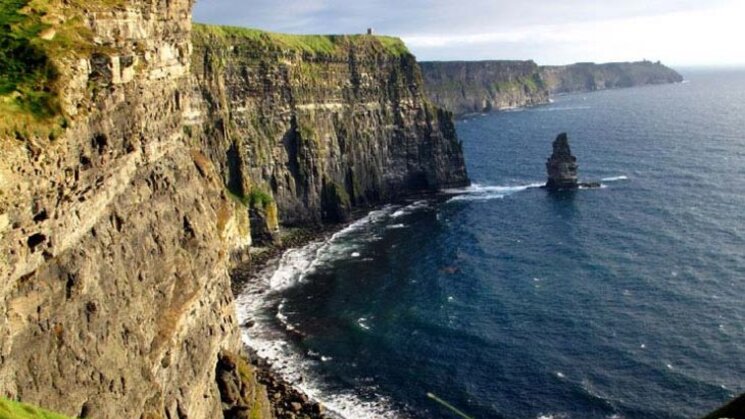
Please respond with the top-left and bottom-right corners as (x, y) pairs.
(238, 69), (745, 419)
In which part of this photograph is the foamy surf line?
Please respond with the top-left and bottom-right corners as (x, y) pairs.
(235, 204), (421, 419)
(444, 182), (544, 202)
(601, 175), (629, 182)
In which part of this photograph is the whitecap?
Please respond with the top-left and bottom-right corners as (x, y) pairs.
(556, 372), (566, 379)
(534, 105), (592, 112)
(445, 182), (543, 203)
(537, 414), (569, 419)
(357, 317), (371, 330)
(448, 193), (504, 203)
(601, 175), (629, 182)
(391, 200), (430, 218)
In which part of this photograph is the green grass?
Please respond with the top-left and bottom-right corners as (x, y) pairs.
(227, 187), (274, 210)
(0, 397), (73, 419)
(0, 0), (124, 138)
(247, 188), (274, 209)
(193, 23), (410, 57)
(494, 74), (543, 94)
(0, 0), (58, 120)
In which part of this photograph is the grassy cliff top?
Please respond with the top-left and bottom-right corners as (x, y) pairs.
(0, 397), (72, 419)
(193, 23), (410, 57)
(0, 0), (128, 139)
(0, 0), (119, 139)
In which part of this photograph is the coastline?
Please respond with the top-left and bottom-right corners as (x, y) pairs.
(228, 199), (441, 418)
(231, 227), (338, 419)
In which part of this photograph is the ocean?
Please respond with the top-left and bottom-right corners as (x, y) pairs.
(236, 68), (745, 418)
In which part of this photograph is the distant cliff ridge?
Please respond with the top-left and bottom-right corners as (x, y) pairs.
(540, 61), (684, 95)
(420, 60), (549, 117)
(421, 60), (683, 116)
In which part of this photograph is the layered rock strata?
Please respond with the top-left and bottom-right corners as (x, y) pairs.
(0, 1), (257, 417)
(0, 3), (469, 419)
(189, 25), (469, 225)
(419, 60), (548, 116)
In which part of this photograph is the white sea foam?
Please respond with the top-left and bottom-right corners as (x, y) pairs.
(448, 193), (505, 202)
(534, 105), (592, 112)
(537, 414), (569, 419)
(445, 182), (543, 203)
(357, 317), (371, 330)
(391, 200), (430, 218)
(235, 206), (408, 419)
(601, 175), (629, 182)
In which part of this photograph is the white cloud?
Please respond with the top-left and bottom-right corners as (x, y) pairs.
(194, 0), (745, 66)
(404, 1), (745, 65)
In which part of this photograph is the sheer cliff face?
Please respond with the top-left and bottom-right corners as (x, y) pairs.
(420, 60), (549, 117)
(0, 1), (252, 418)
(539, 61), (684, 94)
(0, 2), (469, 418)
(190, 26), (469, 225)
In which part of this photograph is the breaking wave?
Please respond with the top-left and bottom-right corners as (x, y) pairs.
(601, 175), (629, 182)
(445, 182), (543, 203)
(235, 203), (432, 419)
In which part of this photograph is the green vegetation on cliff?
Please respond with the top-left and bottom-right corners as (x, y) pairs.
(494, 74), (542, 93)
(0, 397), (72, 419)
(1, 0), (59, 125)
(0, 0), (123, 138)
(193, 23), (410, 57)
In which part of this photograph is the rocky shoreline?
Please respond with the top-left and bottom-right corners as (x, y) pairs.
(246, 347), (328, 419)
(229, 207), (395, 418)
(228, 197), (448, 418)
(231, 227), (334, 419)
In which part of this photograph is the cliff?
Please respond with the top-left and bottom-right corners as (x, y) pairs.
(190, 25), (469, 225)
(701, 393), (745, 419)
(0, 2), (467, 418)
(0, 1), (259, 417)
(419, 60), (549, 116)
(540, 61), (684, 94)
(420, 60), (683, 116)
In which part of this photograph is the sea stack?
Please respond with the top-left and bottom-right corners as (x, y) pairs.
(545, 133), (579, 190)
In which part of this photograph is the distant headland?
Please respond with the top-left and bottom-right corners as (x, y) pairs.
(420, 60), (683, 116)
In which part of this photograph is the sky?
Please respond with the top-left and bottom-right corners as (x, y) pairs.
(193, 0), (745, 66)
